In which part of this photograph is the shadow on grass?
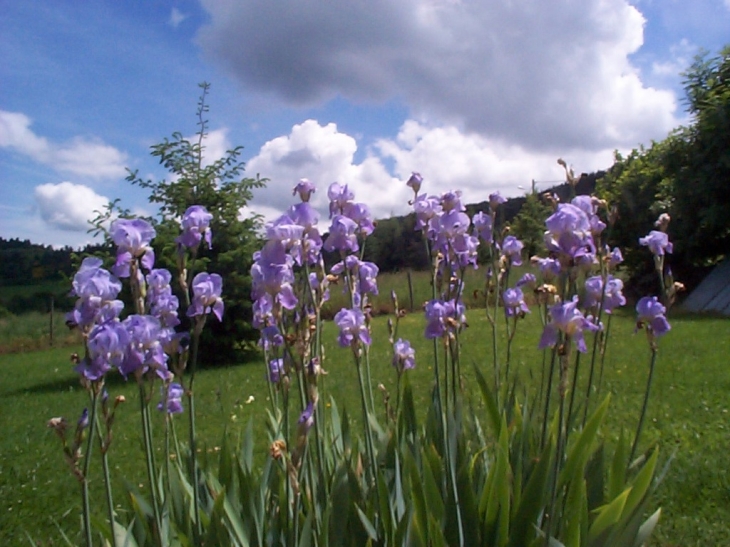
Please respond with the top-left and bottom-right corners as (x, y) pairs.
(4, 368), (132, 397)
(5, 353), (263, 398)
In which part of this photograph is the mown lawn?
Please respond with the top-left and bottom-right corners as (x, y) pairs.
(0, 309), (728, 545)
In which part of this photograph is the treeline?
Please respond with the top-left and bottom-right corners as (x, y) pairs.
(597, 46), (730, 294)
(0, 238), (111, 315)
(0, 237), (114, 284)
(0, 237), (76, 285)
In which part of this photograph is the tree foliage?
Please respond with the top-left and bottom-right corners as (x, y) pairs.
(126, 83), (266, 364)
(511, 192), (552, 259)
(598, 45), (730, 288)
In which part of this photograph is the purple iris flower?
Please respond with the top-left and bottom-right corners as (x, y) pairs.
(267, 358), (285, 383)
(146, 268), (172, 294)
(158, 383), (184, 415)
(119, 314), (169, 379)
(343, 202), (375, 237)
(412, 194), (442, 233)
(503, 287), (530, 317)
(435, 210), (470, 243)
(639, 230), (673, 257)
(146, 269), (180, 328)
(451, 233), (480, 268)
(151, 291), (181, 329)
(82, 320), (130, 380)
(328, 182), (354, 218)
(78, 408), (90, 430)
(489, 192), (506, 210)
(266, 214), (306, 263)
(406, 172), (423, 195)
(571, 196), (606, 236)
(545, 203), (591, 236)
(323, 215), (360, 254)
(604, 277), (627, 313)
(67, 257), (124, 329)
(440, 190), (465, 212)
(309, 271), (330, 303)
(177, 205), (213, 250)
(424, 298), (465, 339)
(544, 230), (596, 268)
(293, 179), (316, 202)
(110, 218), (156, 277)
(286, 203), (322, 265)
(583, 276), (603, 309)
(636, 296), (671, 337)
(251, 242), (298, 310)
(608, 247), (624, 268)
(534, 257), (562, 281)
(252, 294), (275, 329)
(358, 261), (379, 296)
(433, 211), (477, 268)
(187, 272), (224, 322)
(472, 212), (493, 244)
(539, 296), (600, 353)
(266, 214), (304, 248)
(516, 273), (537, 289)
(575, 249), (598, 273)
(584, 275), (626, 313)
(502, 236), (524, 266)
(297, 401), (315, 436)
(74, 356), (110, 383)
(334, 308), (371, 348)
(288, 202), (319, 230)
(392, 338), (416, 372)
(258, 324), (283, 351)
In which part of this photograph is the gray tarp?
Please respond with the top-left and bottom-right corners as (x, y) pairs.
(682, 258), (730, 315)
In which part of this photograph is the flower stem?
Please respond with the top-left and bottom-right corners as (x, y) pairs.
(629, 347), (657, 466)
(596, 314), (613, 398)
(566, 351), (582, 435)
(540, 347), (559, 449)
(545, 350), (569, 545)
(81, 392), (99, 547)
(186, 329), (203, 541)
(138, 382), (163, 544)
(95, 409), (117, 547)
(583, 325), (603, 427)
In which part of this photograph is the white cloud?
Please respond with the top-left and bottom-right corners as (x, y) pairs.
(197, 0), (679, 151)
(0, 110), (127, 179)
(245, 119), (618, 224)
(651, 39), (695, 77)
(169, 8), (188, 28)
(34, 181), (110, 232)
(199, 127), (231, 167)
(376, 120), (617, 204)
(246, 120), (404, 221)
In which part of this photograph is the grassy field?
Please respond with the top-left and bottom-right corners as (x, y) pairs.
(1, 307), (729, 545)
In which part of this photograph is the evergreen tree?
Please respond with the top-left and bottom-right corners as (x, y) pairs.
(125, 83), (266, 364)
(511, 192), (551, 259)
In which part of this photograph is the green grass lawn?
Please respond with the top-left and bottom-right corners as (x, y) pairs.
(1, 309), (728, 545)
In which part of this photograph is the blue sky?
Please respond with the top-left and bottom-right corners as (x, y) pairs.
(1, 0), (728, 248)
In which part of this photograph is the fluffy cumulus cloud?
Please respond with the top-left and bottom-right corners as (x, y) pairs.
(246, 120), (404, 221)
(376, 121), (615, 204)
(198, 127), (232, 167)
(0, 110), (127, 179)
(197, 0), (679, 151)
(246, 118), (615, 222)
(34, 181), (110, 232)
